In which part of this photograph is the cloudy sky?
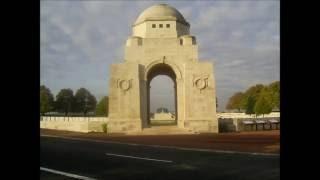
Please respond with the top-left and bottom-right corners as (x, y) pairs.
(40, 0), (279, 112)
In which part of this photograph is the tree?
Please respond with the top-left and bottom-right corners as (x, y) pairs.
(245, 95), (255, 116)
(227, 82), (279, 114)
(96, 96), (108, 116)
(157, 107), (168, 113)
(268, 81), (280, 110)
(244, 84), (264, 100)
(55, 89), (74, 116)
(74, 88), (97, 116)
(254, 93), (273, 117)
(241, 84), (265, 114)
(40, 85), (54, 115)
(226, 92), (244, 112)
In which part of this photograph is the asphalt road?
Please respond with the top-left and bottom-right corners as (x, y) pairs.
(40, 136), (280, 180)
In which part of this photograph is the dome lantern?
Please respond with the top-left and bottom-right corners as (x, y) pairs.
(132, 4), (190, 38)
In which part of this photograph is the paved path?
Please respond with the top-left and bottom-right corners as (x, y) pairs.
(40, 136), (280, 180)
(41, 129), (280, 154)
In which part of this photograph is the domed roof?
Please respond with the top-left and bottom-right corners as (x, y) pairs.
(134, 4), (189, 26)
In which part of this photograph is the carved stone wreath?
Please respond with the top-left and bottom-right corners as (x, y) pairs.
(193, 75), (209, 92)
(117, 79), (132, 91)
(195, 79), (206, 90)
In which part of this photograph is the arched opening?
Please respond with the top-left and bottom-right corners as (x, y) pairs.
(149, 76), (176, 126)
(147, 63), (177, 127)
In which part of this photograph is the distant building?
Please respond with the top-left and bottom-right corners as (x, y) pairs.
(151, 109), (175, 121)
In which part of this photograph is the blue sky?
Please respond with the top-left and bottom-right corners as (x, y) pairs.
(40, 0), (279, 112)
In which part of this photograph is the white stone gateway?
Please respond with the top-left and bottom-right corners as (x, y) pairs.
(108, 4), (218, 134)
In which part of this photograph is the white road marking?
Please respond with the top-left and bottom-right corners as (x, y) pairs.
(40, 167), (97, 180)
(106, 153), (173, 163)
(41, 134), (279, 157)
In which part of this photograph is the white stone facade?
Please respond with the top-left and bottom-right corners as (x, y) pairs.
(108, 4), (218, 133)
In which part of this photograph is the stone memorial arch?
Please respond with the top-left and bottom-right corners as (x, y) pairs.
(108, 4), (218, 133)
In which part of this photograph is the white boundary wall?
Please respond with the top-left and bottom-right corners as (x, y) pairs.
(40, 116), (109, 133)
(217, 112), (280, 132)
(40, 113), (280, 133)
(217, 112), (280, 119)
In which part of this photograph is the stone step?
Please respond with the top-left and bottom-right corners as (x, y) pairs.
(127, 126), (196, 135)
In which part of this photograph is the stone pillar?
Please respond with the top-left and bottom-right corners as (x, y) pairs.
(176, 78), (185, 128)
(108, 63), (143, 133)
(183, 62), (218, 133)
(140, 79), (149, 128)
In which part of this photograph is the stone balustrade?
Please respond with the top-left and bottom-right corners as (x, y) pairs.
(217, 112), (280, 119)
(218, 113), (280, 132)
(40, 112), (280, 133)
(40, 116), (109, 133)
